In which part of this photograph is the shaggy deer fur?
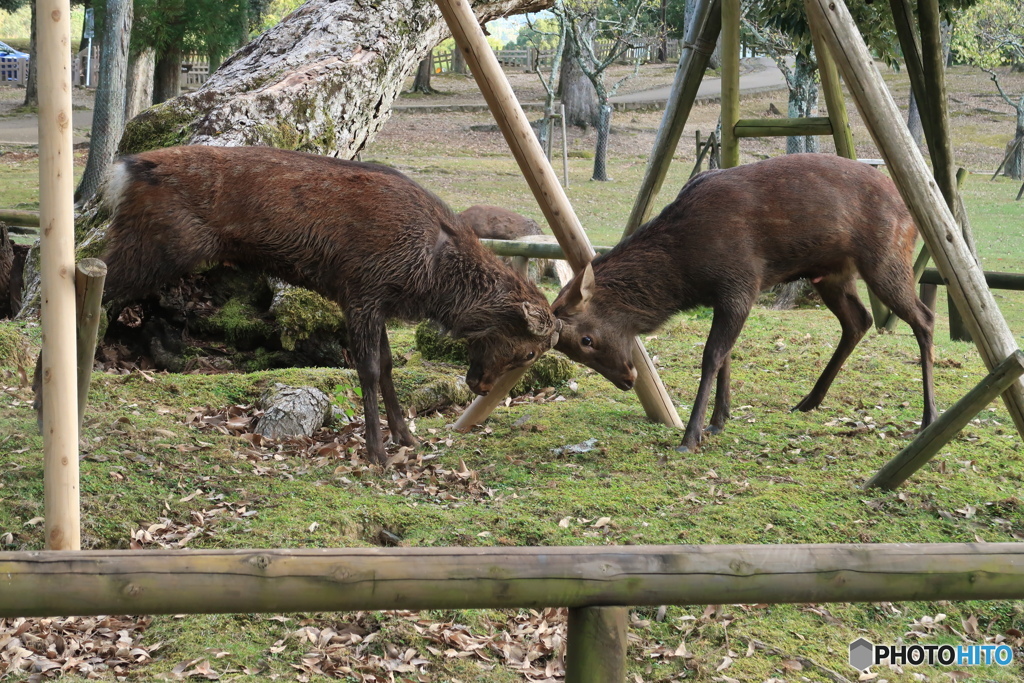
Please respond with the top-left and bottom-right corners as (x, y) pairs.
(102, 145), (559, 464)
(552, 154), (935, 452)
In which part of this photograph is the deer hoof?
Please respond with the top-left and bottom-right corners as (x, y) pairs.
(704, 425), (724, 435)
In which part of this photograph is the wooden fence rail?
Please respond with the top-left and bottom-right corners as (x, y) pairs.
(3, 543), (1024, 618)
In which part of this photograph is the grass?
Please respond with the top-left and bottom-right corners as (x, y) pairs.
(3, 64), (1024, 682)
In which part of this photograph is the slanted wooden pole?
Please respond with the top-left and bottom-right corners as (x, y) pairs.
(75, 259), (107, 429)
(38, 0), (80, 552)
(436, 0), (681, 431)
(622, 0), (721, 235)
(866, 351), (1024, 490)
(804, 0), (1024, 442)
(566, 607), (628, 683)
(719, 0), (741, 168)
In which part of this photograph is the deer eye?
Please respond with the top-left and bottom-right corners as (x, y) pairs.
(525, 351), (535, 361)
(581, 336), (593, 347)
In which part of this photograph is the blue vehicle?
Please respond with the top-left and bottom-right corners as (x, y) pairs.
(0, 39), (30, 82)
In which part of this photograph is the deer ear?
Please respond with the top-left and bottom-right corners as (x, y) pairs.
(560, 262), (596, 316)
(521, 301), (555, 337)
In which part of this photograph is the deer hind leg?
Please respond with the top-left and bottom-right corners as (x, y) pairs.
(679, 302), (752, 452)
(378, 326), (418, 448)
(793, 276), (872, 413)
(864, 261), (937, 427)
(707, 354), (731, 434)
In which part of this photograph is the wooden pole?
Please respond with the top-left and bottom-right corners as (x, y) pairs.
(732, 117), (833, 137)
(436, 0), (681, 431)
(804, 0), (1024, 443)
(37, 0), (80, 552)
(866, 351), (1024, 490)
(566, 607), (628, 683)
(622, 0), (721, 235)
(719, 0), (741, 168)
(75, 259), (107, 429)
(3, 543), (1024, 618)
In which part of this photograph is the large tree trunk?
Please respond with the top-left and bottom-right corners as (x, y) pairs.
(76, 0), (133, 204)
(452, 43), (468, 74)
(116, 0), (552, 159)
(1007, 111), (1024, 180)
(560, 15), (599, 128)
(592, 104), (612, 180)
(125, 47), (155, 119)
(152, 49), (182, 104)
(0, 224), (12, 320)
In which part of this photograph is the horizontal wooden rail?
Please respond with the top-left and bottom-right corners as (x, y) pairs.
(482, 240), (1024, 293)
(3, 543), (1024, 617)
(733, 117), (834, 138)
(920, 267), (1024, 292)
(0, 209), (41, 227)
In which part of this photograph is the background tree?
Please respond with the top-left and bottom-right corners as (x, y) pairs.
(522, 5), (568, 152)
(133, 0), (258, 104)
(562, 0), (653, 180)
(952, 0), (1024, 178)
(76, 0), (132, 203)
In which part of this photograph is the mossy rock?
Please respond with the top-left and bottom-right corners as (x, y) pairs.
(198, 298), (275, 349)
(406, 376), (475, 414)
(271, 286), (347, 351)
(117, 102), (196, 156)
(415, 321), (468, 364)
(511, 353), (577, 395)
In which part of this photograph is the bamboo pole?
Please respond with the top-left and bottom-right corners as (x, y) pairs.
(719, 0), (741, 168)
(436, 0), (681, 431)
(37, 0), (80, 552)
(75, 259), (107, 429)
(566, 607), (628, 683)
(622, 0), (721, 235)
(3, 543), (1024, 618)
(804, 0), (1024, 442)
(866, 351), (1024, 490)
(732, 117), (833, 138)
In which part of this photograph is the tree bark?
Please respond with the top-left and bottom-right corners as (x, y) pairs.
(592, 104), (612, 180)
(76, 0), (133, 204)
(907, 89), (924, 149)
(152, 48), (182, 104)
(125, 47), (155, 119)
(22, 1), (37, 108)
(0, 223), (12, 319)
(452, 44), (468, 74)
(785, 52), (819, 155)
(117, 0), (552, 158)
(560, 14), (599, 128)
(255, 384), (333, 439)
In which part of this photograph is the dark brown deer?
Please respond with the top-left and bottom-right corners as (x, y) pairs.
(100, 145), (559, 465)
(552, 154), (936, 452)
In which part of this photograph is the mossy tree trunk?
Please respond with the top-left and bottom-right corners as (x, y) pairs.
(117, 0), (554, 158)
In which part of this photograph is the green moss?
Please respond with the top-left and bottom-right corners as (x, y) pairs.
(511, 352), (577, 395)
(198, 298), (273, 348)
(272, 287), (346, 351)
(117, 102), (196, 155)
(255, 118), (304, 150)
(415, 321), (468, 364)
(415, 321), (577, 396)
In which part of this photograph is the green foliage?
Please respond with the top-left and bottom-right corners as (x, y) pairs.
(332, 379), (362, 420)
(502, 14), (562, 51)
(951, 0), (1024, 69)
(257, 0), (304, 33)
(131, 0), (251, 61)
